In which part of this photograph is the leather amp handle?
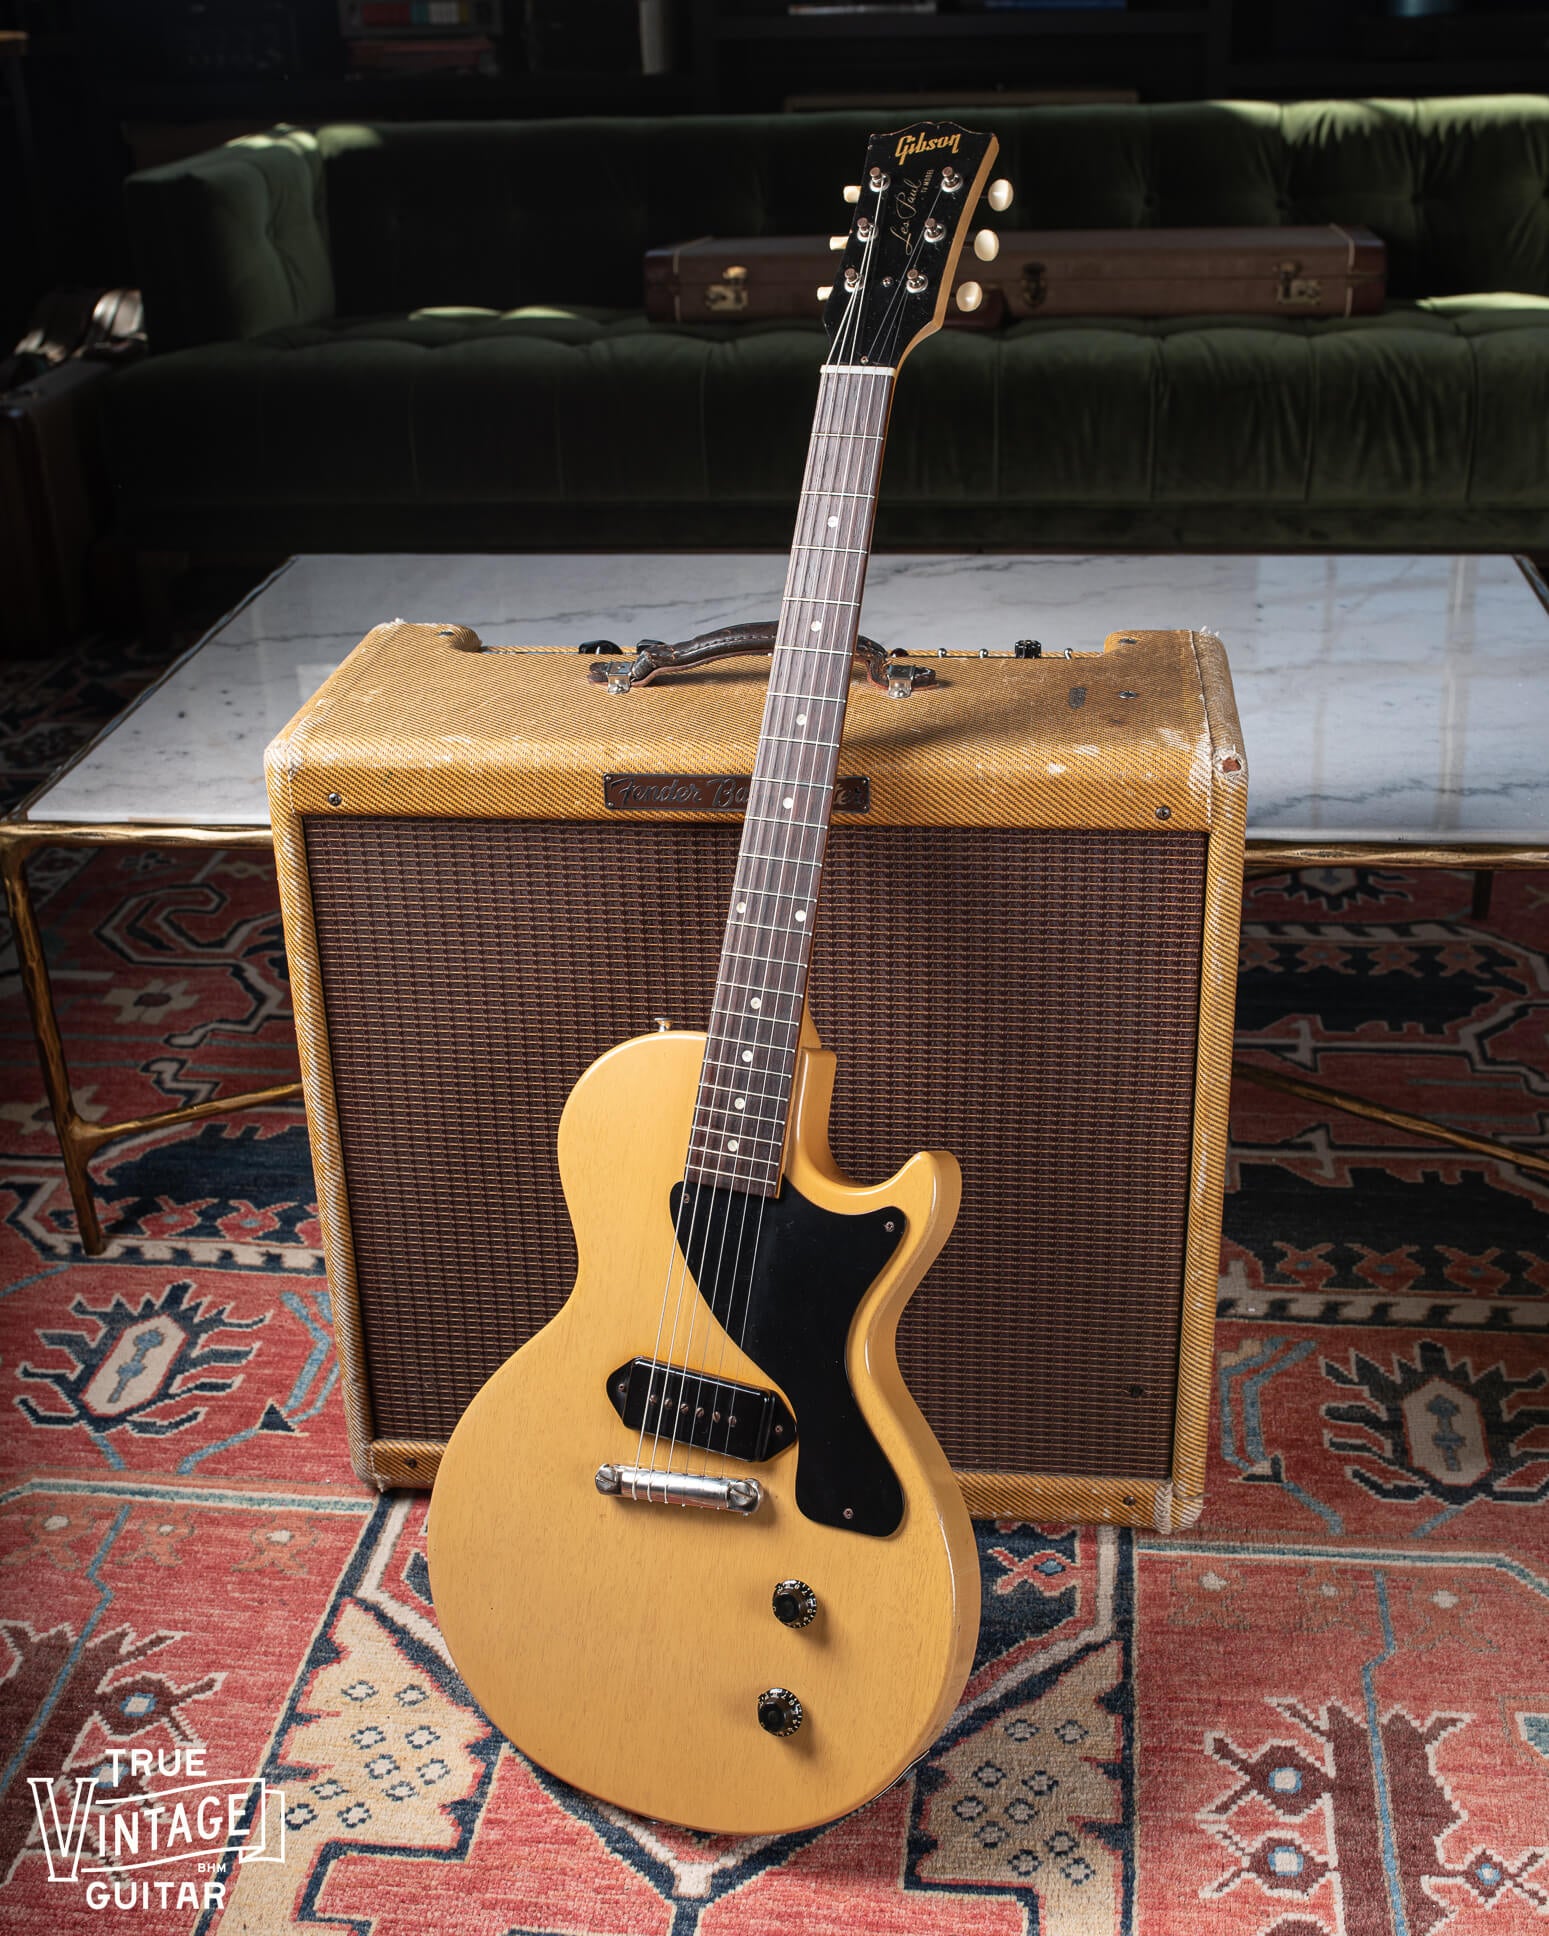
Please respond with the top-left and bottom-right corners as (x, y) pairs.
(583, 622), (937, 696)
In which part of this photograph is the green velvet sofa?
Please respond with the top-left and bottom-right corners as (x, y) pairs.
(109, 98), (1549, 557)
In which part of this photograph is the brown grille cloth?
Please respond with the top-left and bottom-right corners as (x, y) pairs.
(305, 818), (1204, 1478)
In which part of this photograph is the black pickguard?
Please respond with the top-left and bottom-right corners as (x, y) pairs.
(669, 1179), (905, 1537)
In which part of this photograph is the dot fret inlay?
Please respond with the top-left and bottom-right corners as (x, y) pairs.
(687, 362), (892, 1197)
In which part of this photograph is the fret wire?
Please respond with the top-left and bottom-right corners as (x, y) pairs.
(701, 1047), (796, 1075)
(741, 813), (831, 836)
(706, 973), (803, 1001)
(694, 362), (896, 1168)
(685, 1170), (779, 1193)
(716, 948), (809, 972)
(693, 1115), (791, 1141)
(735, 847), (823, 870)
(724, 884), (812, 905)
(693, 1103), (791, 1131)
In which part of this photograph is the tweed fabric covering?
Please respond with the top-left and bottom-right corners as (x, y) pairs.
(2, 849), (1548, 1931)
(266, 632), (1245, 1520)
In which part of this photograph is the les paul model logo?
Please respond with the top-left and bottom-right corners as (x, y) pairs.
(895, 130), (960, 164)
(604, 774), (870, 814)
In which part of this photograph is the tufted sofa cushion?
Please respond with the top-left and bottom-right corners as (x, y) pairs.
(111, 100), (1549, 554)
(104, 296), (1549, 553)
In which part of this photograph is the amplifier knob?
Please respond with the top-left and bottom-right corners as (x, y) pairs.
(772, 1580), (818, 1628)
(757, 1687), (804, 1736)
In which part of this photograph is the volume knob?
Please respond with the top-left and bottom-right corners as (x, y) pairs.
(772, 1579), (818, 1628)
(757, 1687), (804, 1737)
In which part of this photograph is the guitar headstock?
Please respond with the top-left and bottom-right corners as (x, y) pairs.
(821, 120), (1002, 369)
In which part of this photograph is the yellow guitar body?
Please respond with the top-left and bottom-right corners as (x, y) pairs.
(427, 1019), (979, 1833)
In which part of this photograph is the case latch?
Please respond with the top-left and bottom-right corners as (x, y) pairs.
(1275, 260), (1323, 307)
(706, 266), (750, 313)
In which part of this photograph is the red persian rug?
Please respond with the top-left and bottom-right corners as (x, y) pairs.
(2, 843), (1547, 1936)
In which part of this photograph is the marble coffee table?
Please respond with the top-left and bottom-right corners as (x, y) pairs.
(6, 550), (1549, 1250)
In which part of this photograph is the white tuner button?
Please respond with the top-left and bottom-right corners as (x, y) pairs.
(986, 178), (1014, 213)
(829, 235), (847, 251)
(816, 285), (833, 302)
(973, 229), (1000, 262)
(955, 280), (984, 313)
(843, 184), (861, 203)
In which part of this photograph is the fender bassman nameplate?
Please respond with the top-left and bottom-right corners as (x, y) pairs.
(604, 774), (870, 813)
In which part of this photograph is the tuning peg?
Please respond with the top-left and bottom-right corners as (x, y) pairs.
(817, 285), (834, 302)
(829, 235), (847, 251)
(843, 184), (861, 204)
(986, 178), (1014, 213)
(955, 280), (984, 314)
(973, 229), (1000, 263)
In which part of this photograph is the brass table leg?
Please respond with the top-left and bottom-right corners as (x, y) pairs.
(2, 834), (302, 1256)
(3, 838), (107, 1250)
(1232, 1057), (1549, 1181)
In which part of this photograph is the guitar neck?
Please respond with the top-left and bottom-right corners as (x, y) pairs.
(686, 363), (895, 1196)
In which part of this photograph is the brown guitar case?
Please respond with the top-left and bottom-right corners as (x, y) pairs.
(645, 225), (1386, 326)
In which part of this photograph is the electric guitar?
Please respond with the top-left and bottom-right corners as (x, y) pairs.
(428, 119), (1005, 1834)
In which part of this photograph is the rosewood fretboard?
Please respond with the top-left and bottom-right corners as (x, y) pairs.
(685, 365), (894, 1197)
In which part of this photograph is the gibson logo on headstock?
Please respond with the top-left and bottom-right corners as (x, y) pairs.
(604, 774), (870, 814)
(895, 130), (960, 164)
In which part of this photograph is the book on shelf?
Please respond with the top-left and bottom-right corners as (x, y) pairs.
(339, 0), (503, 34)
(968, 0), (1125, 11)
(787, 4), (938, 15)
(345, 32), (498, 69)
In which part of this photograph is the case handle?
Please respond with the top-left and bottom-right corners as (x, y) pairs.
(583, 622), (937, 697)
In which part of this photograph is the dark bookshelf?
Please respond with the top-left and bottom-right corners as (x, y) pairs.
(711, 11), (1212, 40)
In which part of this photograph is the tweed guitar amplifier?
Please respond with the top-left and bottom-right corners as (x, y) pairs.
(267, 624), (1246, 1530)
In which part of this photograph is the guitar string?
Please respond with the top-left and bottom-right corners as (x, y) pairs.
(671, 165), (968, 1485)
(681, 224), (890, 1481)
(686, 361), (887, 1482)
(684, 226), (893, 1480)
(634, 166), (960, 1490)
(643, 306), (861, 1488)
(660, 283), (877, 1485)
(690, 163), (979, 1491)
(662, 181), (952, 1486)
(660, 234), (880, 1485)
(694, 167), (962, 1455)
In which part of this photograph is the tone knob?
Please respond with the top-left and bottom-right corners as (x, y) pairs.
(772, 1579), (818, 1628)
(955, 280), (984, 313)
(973, 229), (1000, 262)
(986, 178), (1014, 213)
(757, 1687), (804, 1737)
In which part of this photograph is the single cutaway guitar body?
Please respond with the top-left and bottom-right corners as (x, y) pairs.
(430, 1016), (974, 1831)
(429, 118), (1005, 1832)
